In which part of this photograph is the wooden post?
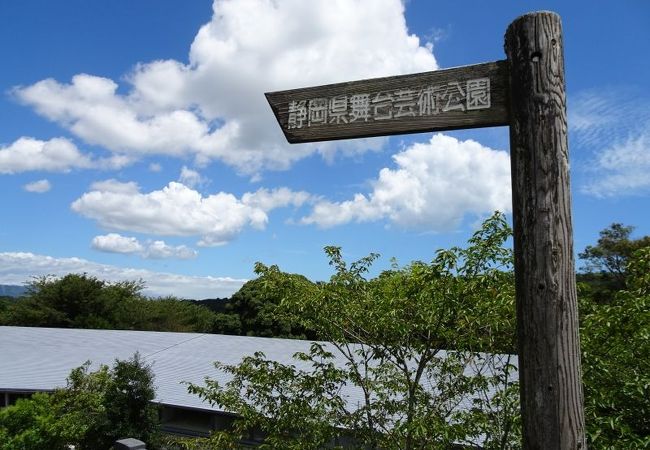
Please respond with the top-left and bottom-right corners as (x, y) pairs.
(505, 12), (586, 450)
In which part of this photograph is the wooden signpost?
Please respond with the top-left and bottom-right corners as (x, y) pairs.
(266, 61), (510, 143)
(267, 11), (586, 450)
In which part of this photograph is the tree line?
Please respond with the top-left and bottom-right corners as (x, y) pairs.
(0, 274), (309, 339)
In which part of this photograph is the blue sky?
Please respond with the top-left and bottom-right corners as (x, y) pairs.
(1, 0), (648, 299)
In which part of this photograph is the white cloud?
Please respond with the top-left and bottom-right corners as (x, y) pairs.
(301, 134), (511, 231)
(91, 233), (144, 254)
(91, 233), (198, 260)
(242, 187), (311, 211)
(14, 0), (437, 176)
(569, 88), (649, 149)
(149, 162), (162, 172)
(0, 251), (244, 298)
(179, 166), (208, 188)
(569, 88), (650, 197)
(581, 133), (650, 197)
(96, 154), (135, 170)
(72, 181), (311, 246)
(23, 179), (52, 193)
(89, 179), (141, 195)
(0, 137), (133, 174)
(143, 240), (198, 260)
(0, 137), (93, 174)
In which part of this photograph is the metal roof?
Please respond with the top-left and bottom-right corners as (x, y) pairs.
(0, 326), (363, 411)
(0, 326), (517, 417)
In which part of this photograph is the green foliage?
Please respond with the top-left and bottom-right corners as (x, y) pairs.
(0, 273), (219, 333)
(0, 297), (11, 324)
(0, 393), (69, 450)
(267, 211), (516, 354)
(1, 273), (141, 328)
(189, 213), (520, 449)
(162, 432), (239, 450)
(189, 344), (350, 449)
(223, 277), (316, 339)
(580, 247), (650, 449)
(192, 298), (243, 335)
(120, 297), (217, 332)
(578, 223), (650, 301)
(0, 270), (320, 338)
(211, 311), (242, 335)
(192, 298), (230, 313)
(0, 354), (160, 450)
(31, 273), (142, 328)
(103, 354), (160, 447)
(54, 363), (113, 449)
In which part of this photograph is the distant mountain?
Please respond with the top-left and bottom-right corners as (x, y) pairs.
(0, 284), (28, 298)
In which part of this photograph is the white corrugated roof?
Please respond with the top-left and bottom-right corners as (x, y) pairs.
(0, 326), (364, 411)
(0, 326), (517, 417)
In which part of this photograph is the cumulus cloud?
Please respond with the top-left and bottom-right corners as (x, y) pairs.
(72, 181), (311, 246)
(91, 233), (198, 260)
(91, 233), (143, 254)
(23, 179), (52, 193)
(0, 137), (93, 174)
(0, 137), (133, 174)
(14, 0), (437, 176)
(0, 251), (244, 298)
(301, 134), (511, 231)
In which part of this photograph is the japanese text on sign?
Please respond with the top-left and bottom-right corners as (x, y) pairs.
(287, 78), (490, 129)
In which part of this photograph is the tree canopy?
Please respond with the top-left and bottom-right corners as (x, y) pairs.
(182, 216), (649, 449)
(578, 223), (650, 302)
(0, 354), (159, 450)
(579, 246), (650, 448)
(0, 273), (218, 333)
(188, 213), (521, 449)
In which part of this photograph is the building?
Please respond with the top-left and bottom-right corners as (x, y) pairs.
(0, 326), (368, 438)
(0, 326), (517, 445)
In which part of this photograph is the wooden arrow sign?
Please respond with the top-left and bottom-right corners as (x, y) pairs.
(266, 60), (509, 144)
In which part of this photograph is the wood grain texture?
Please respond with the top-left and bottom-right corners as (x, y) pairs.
(266, 61), (509, 143)
(505, 12), (586, 450)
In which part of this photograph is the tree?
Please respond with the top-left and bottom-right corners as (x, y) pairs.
(210, 311), (242, 335)
(1, 273), (221, 333)
(578, 223), (650, 298)
(0, 354), (160, 450)
(120, 297), (217, 333)
(580, 247), (650, 449)
(103, 354), (160, 446)
(2, 273), (144, 329)
(188, 213), (520, 449)
(0, 297), (12, 324)
(0, 393), (70, 450)
(223, 277), (317, 339)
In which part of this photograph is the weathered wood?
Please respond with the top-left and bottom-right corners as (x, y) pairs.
(266, 60), (509, 143)
(505, 12), (586, 450)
